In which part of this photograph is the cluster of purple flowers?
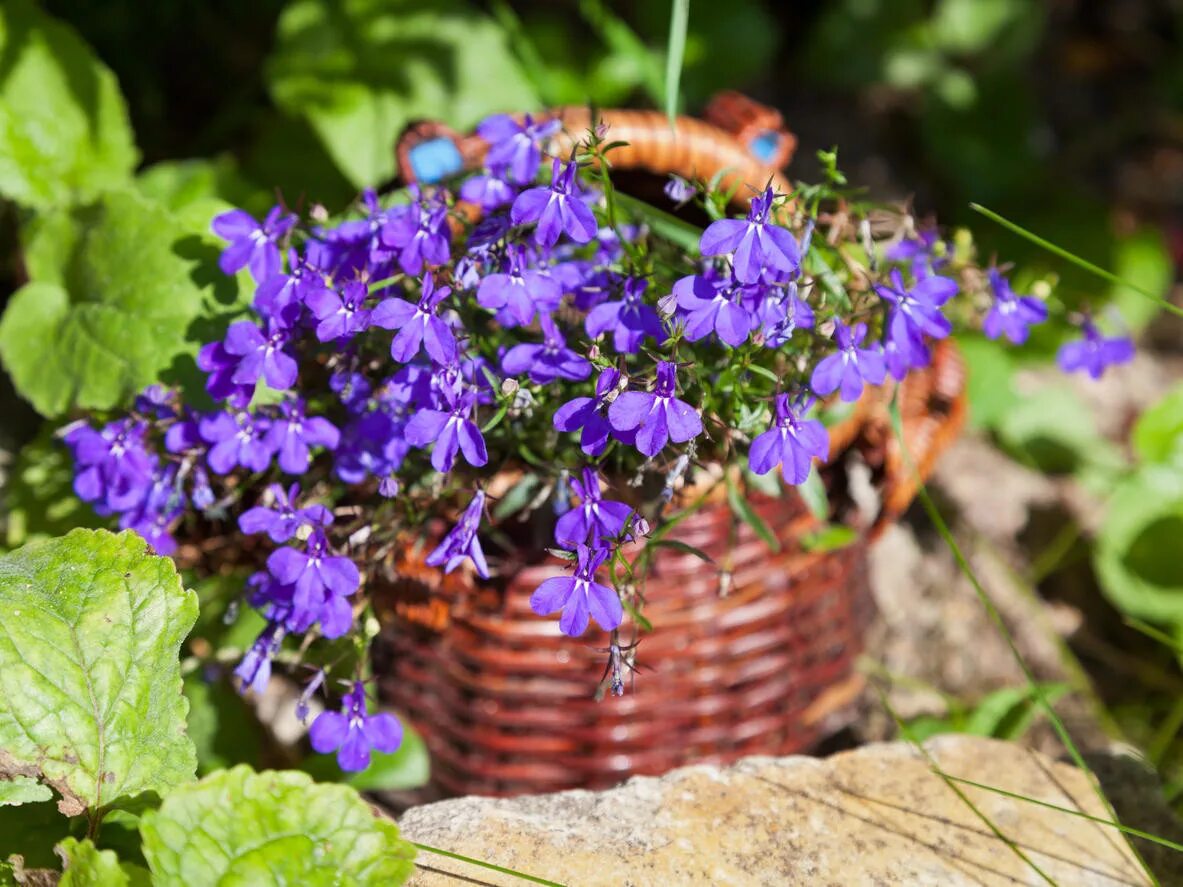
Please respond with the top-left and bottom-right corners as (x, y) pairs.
(60, 111), (1137, 771)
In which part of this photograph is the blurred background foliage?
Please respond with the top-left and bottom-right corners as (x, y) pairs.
(4, 0), (1183, 808)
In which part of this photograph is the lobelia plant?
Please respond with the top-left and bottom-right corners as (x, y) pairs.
(55, 117), (1136, 773)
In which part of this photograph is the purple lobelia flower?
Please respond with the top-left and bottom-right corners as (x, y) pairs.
(586, 277), (665, 354)
(199, 410), (274, 474)
(875, 268), (956, 352)
(371, 272), (457, 365)
(501, 314), (592, 384)
(529, 544), (622, 637)
(211, 205), (297, 283)
(478, 112), (562, 184)
(234, 621), (284, 695)
(511, 157), (598, 248)
(309, 682), (402, 772)
(118, 463), (184, 555)
(672, 273), (753, 347)
(426, 489), (489, 579)
(460, 164), (517, 210)
(476, 244), (561, 326)
(267, 528), (360, 621)
(223, 319), (299, 391)
(381, 188), (451, 275)
(886, 230), (948, 277)
(553, 367), (626, 456)
(197, 339), (252, 407)
(555, 468), (634, 547)
(256, 247), (329, 321)
(983, 268), (1047, 344)
(608, 361), (703, 458)
(749, 393), (829, 484)
(305, 280), (373, 342)
(265, 399), (340, 474)
(699, 187), (799, 285)
(811, 321), (886, 402)
(754, 280), (814, 347)
(404, 384), (488, 472)
(1056, 318), (1135, 379)
(664, 174), (696, 205)
(240, 482), (333, 543)
(65, 419), (156, 514)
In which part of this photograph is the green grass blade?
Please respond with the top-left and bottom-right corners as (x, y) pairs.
(969, 203), (1183, 319)
(412, 842), (567, 887)
(664, 0), (690, 124)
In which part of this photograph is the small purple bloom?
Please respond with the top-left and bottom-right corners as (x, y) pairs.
(381, 189), (451, 275)
(305, 280), (373, 342)
(886, 230), (948, 277)
(212, 205), (297, 283)
(426, 490), (489, 579)
(267, 529), (360, 631)
(404, 385), (488, 473)
(754, 280), (814, 347)
(554, 468), (634, 547)
(672, 274), (753, 347)
(983, 268), (1048, 345)
(222, 319), (299, 391)
(511, 157), (598, 248)
(197, 339), (252, 407)
(234, 622), (284, 696)
(66, 419), (156, 514)
(811, 321), (886, 402)
(478, 113), (561, 184)
(309, 682), (402, 772)
(460, 165), (517, 210)
(749, 393), (829, 484)
(529, 544), (622, 637)
(607, 361), (703, 458)
(699, 187), (799, 285)
(1057, 319), (1135, 379)
(553, 367), (625, 456)
(875, 267), (956, 350)
(371, 271), (457, 364)
(199, 410), (274, 474)
(265, 399), (340, 474)
(586, 277), (665, 354)
(476, 245), (561, 326)
(501, 314), (592, 384)
(664, 175), (696, 205)
(239, 482), (333, 543)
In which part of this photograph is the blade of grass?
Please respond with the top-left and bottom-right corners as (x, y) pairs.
(969, 203), (1183, 319)
(664, 0), (690, 124)
(412, 842), (567, 887)
(888, 401), (1162, 886)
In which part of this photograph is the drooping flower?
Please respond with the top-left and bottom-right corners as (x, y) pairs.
(586, 277), (665, 354)
(554, 468), (634, 547)
(478, 112), (562, 184)
(199, 410), (274, 474)
(501, 314), (592, 384)
(239, 482), (333, 543)
(529, 544), (623, 637)
(426, 490), (489, 579)
(222, 319), (299, 391)
(476, 244), (561, 326)
(983, 269), (1048, 345)
(511, 157), (598, 248)
(699, 187), (799, 285)
(1056, 318), (1134, 379)
(371, 272), (457, 364)
(309, 682), (403, 772)
(211, 205), (297, 283)
(234, 621), (284, 696)
(607, 360), (703, 458)
(305, 280), (373, 342)
(672, 273), (753, 347)
(749, 393), (829, 484)
(404, 384), (488, 472)
(265, 399), (340, 474)
(553, 367), (626, 457)
(810, 321), (886, 402)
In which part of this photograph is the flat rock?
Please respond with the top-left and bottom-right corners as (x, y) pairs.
(399, 735), (1153, 886)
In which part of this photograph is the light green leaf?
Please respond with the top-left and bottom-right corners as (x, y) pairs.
(182, 677), (265, 777)
(3, 427), (100, 552)
(57, 838), (148, 887)
(995, 384), (1122, 478)
(1109, 227), (1173, 332)
(800, 525), (858, 552)
(0, 189), (250, 417)
(139, 766), (416, 887)
(266, 0), (538, 188)
(1132, 383), (1183, 467)
(956, 334), (1018, 431)
(0, 0), (137, 207)
(962, 683), (1069, 740)
(0, 529), (198, 816)
(135, 157), (267, 216)
(0, 776), (52, 806)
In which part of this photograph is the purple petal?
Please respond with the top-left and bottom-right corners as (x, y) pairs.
(530, 576), (575, 616)
(337, 728), (372, 772)
(457, 420), (488, 467)
(586, 581), (623, 632)
(810, 354), (844, 396)
(607, 391), (654, 431)
(370, 298), (416, 330)
(319, 556), (360, 596)
(212, 209), (258, 240)
(309, 710), (348, 753)
(558, 587), (591, 636)
(664, 399), (702, 443)
(749, 428), (783, 476)
(404, 409), (449, 446)
(510, 188), (550, 226)
(700, 219), (747, 256)
(363, 713), (403, 753)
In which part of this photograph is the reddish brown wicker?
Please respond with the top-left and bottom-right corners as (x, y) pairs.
(373, 342), (966, 798)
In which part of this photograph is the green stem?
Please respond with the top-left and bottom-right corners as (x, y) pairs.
(411, 842), (566, 886)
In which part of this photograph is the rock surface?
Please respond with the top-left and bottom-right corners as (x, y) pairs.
(399, 735), (1154, 886)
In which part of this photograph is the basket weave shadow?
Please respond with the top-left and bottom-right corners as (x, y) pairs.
(374, 342), (966, 798)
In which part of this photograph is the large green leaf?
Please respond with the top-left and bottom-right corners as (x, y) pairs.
(266, 0), (538, 189)
(0, 0), (137, 207)
(1132, 383), (1183, 467)
(0, 189), (249, 417)
(139, 766), (415, 886)
(57, 838), (149, 887)
(0, 530), (198, 817)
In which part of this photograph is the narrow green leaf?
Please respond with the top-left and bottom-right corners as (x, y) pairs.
(139, 766), (416, 886)
(664, 0), (691, 123)
(800, 525), (858, 552)
(726, 478), (780, 552)
(493, 474), (544, 521)
(0, 530), (198, 817)
(652, 539), (716, 566)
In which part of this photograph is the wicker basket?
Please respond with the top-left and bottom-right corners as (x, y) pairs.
(373, 341), (966, 798)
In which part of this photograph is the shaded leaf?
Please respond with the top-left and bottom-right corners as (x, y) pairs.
(0, 530), (198, 816)
(2, 427), (100, 552)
